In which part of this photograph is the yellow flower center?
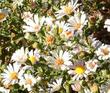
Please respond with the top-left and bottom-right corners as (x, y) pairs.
(73, 23), (81, 30)
(64, 6), (73, 15)
(29, 56), (37, 64)
(75, 66), (85, 74)
(9, 72), (18, 80)
(58, 27), (63, 33)
(101, 48), (109, 55)
(45, 35), (54, 45)
(26, 78), (32, 85)
(0, 13), (6, 20)
(55, 58), (64, 65)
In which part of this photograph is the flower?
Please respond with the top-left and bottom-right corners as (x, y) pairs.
(48, 78), (62, 93)
(95, 44), (110, 60)
(22, 14), (45, 33)
(85, 59), (99, 72)
(68, 61), (89, 80)
(22, 11), (33, 20)
(45, 35), (54, 45)
(68, 11), (88, 35)
(11, 47), (28, 64)
(1, 62), (26, 86)
(56, 0), (79, 19)
(19, 74), (37, 91)
(104, 19), (110, 32)
(28, 49), (40, 64)
(47, 50), (73, 70)
(12, 0), (24, 8)
(0, 9), (9, 22)
(0, 87), (10, 93)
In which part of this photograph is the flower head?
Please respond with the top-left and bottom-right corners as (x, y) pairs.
(0, 9), (9, 22)
(48, 78), (62, 93)
(11, 47), (28, 64)
(95, 44), (110, 60)
(22, 14), (45, 33)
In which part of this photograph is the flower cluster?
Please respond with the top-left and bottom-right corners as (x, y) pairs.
(0, 0), (110, 93)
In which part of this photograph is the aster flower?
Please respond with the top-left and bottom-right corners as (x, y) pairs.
(0, 9), (9, 22)
(68, 61), (89, 80)
(19, 74), (37, 91)
(48, 78), (62, 93)
(22, 11), (33, 20)
(95, 44), (110, 60)
(28, 49), (40, 64)
(11, 47), (28, 64)
(104, 19), (110, 32)
(56, 0), (80, 19)
(22, 14), (45, 33)
(1, 62), (27, 86)
(85, 59), (99, 72)
(68, 11), (88, 35)
(45, 34), (55, 45)
(47, 50), (73, 70)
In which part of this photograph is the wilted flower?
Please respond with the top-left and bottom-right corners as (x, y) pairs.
(22, 11), (33, 20)
(45, 35), (54, 45)
(48, 78), (62, 93)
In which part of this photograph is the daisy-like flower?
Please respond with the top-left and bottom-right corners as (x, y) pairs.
(0, 9), (9, 22)
(28, 49), (40, 64)
(19, 74), (37, 91)
(0, 87), (10, 93)
(85, 59), (99, 72)
(22, 14), (45, 33)
(11, 47), (28, 64)
(1, 62), (26, 86)
(68, 61), (89, 80)
(45, 35), (54, 45)
(47, 50), (73, 70)
(48, 78), (62, 93)
(104, 19), (110, 32)
(68, 11), (88, 35)
(56, 0), (80, 19)
(12, 0), (24, 8)
(95, 44), (110, 60)
(22, 11), (33, 20)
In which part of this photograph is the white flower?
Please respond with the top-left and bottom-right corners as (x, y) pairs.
(11, 47), (28, 64)
(48, 78), (62, 93)
(22, 14), (45, 33)
(12, 0), (24, 7)
(95, 44), (110, 60)
(56, 0), (80, 19)
(1, 62), (26, 86)
(68, 61), (89, 81)
(0, 9), (9, 22)
(47, 50), (73, 70)
(68, 11), (88, 34)
(0, 87), (10, 93)
(22, 11), (33, 20)
(19, 74), (37, 91)
(85, 59), (99, 72)
(104, 19), (110, 32)
(71, 81), (81, 92)
(28, 49), (40, 64)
